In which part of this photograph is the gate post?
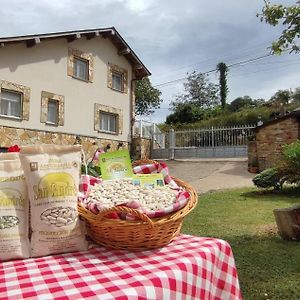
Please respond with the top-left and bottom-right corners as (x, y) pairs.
(139, 120), (143, 137)
(211, 126), (216, 157)
(169, 128), (175, 160)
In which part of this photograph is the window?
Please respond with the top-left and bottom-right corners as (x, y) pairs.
(47, 99), (59, 124)
(0, 80), (30, 121)
(68, 48), (93, 82)
(100, 111), (117, 133)
(0, 90), (22, 118)
(107, 63), (128, 93)
(73, 57), (89, 81)
(94, 103), (123, 135)
(41, 91), (64, 126)
(112, 72), (123, 92)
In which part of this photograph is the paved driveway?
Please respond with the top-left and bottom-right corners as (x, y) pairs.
(165, 158), (255, 194)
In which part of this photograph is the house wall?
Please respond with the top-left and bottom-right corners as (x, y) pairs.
(0, 125), (128, 160)
(254, 117), (299, 170)
(0, 37), (133, 142)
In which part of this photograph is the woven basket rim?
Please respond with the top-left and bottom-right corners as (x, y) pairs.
(78, 159), (198, 250)
(78, 159), (198, 226)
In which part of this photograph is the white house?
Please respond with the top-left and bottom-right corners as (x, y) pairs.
(0, 27), (150, 156)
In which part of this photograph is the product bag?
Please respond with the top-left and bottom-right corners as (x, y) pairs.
(0, 153), (30, 261)
(20, 145), (88, 257)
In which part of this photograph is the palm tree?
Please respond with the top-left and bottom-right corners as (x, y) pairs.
(217, 62), (228, 110)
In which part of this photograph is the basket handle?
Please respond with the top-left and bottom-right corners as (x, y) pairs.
(96, 205), (154, 228)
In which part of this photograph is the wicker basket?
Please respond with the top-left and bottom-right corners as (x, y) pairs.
(78, 159), (198, 250)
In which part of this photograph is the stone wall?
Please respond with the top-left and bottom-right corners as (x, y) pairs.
(131, 137), (151, 160)
(251, 116), (299, 170)
(0, 125), (128, 160)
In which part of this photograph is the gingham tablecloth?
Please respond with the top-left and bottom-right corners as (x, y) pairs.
(0, 235), (242, 300)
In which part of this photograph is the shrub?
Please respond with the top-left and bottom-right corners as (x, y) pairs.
(252, 168), (283, 190)
(280, 140), (300, 185)
(282, 140), (300, 170)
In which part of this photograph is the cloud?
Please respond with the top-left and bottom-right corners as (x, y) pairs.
(0, 0), (298, 123)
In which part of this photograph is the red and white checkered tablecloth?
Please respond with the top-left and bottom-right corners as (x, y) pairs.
(0, 235), (242, 300)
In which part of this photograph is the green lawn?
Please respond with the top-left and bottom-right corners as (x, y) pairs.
(181, 187), (300, 300)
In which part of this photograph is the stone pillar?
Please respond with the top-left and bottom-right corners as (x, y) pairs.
(131, 137), (151, 160)
(248, 140), (259, 173)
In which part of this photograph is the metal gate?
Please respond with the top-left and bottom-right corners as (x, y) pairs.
(151, 125), (255, 159)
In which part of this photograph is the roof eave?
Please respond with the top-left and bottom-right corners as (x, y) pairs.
(0, 27), (151, 79)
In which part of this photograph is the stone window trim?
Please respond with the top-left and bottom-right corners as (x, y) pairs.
(40, 91), (65, 126)
(107, 63), (128, 94)
(67, 48), (94, 82)
(0, 80), (30, 121)
(94, 103), (123, 135)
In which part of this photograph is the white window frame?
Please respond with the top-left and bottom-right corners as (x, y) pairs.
(112, 72), (124, 92)
(46, 99), (59, 125)
(99, 111), (118, 134)
(0, 89), (22, 119)
(73, 56), (89, 81)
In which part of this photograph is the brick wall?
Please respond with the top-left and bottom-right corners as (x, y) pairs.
(254, 116), (299, 170)
(247, 140), (258, 172)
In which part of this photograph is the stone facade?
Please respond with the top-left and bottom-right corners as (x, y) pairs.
(107, 63), (128, 93)
(40, 91), (65, 126)
(0, 125), (128, 160)
(94, 103), (123, 135)
(0, 80), (30, 121)
(131, 137), (151, 160)
(248, 112), (300, 171)
(67, 47), (94, 82)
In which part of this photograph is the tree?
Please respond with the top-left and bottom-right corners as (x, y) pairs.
(216, 62), (228, 110)
(269, 89), (292, 105)
(258, 1), (300, 54)
(170, 71), (219, 111)
(135, 77), (162, 116)
(229, 96), (253, 112)
(166, 103), (205, 124)
(292, 87), (300, 102)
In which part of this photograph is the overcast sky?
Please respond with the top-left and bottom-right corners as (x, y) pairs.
(0, 0), (299, 123)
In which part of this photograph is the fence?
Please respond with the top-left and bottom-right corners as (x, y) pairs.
(151, 125), (255, 159)
(134, 119), (165, 148)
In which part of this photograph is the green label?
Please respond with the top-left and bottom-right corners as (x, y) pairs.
(99, 149), (133, 180)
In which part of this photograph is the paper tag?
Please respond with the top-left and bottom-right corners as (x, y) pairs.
(98, 149), (133, 180)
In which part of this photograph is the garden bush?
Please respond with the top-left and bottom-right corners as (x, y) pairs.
(252, 168), (283, 190)
(253, 141), (300, 190)
(282, 140), (300, 170)
(281, 140), (300, 185)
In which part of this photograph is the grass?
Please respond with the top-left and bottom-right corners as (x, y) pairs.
(181, 187), (300, 300)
